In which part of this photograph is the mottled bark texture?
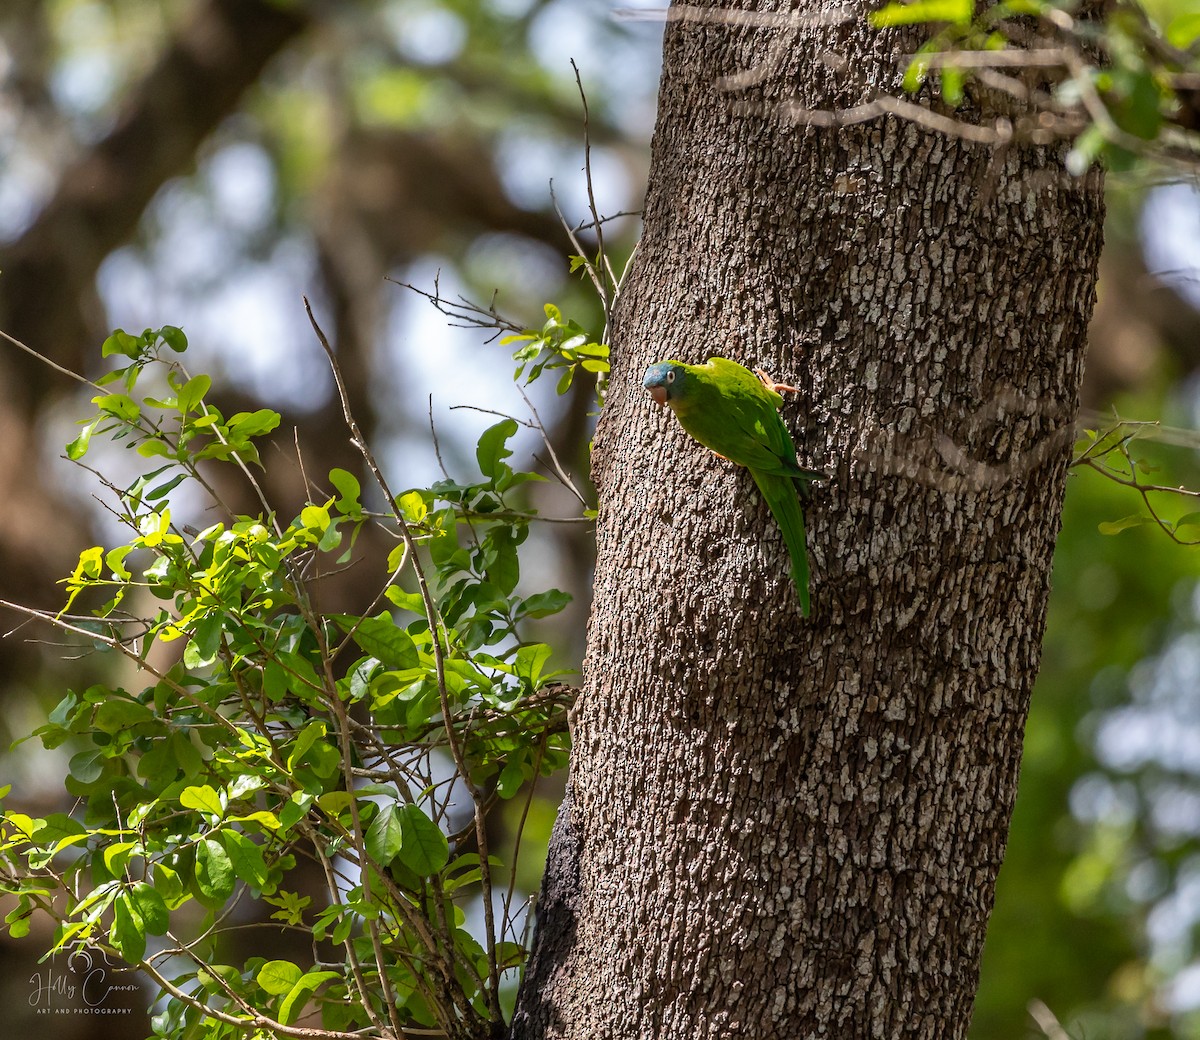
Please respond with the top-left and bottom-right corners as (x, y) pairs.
(512, 2), (1104, 1038)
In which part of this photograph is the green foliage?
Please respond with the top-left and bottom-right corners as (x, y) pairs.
(870, 0), (1200, 172)
(1075, 416), (1200, 545)
(502, 302), (610, 403)
(0, 327), (577, 1039)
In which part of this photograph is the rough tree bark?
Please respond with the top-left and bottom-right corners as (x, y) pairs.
(512, 2), (1104, 1038)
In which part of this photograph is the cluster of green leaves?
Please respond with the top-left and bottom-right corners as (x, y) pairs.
(501, 302), (610, 403)
(0, 327), (575, 1039)
(870, 0), (1200, 172)
(1074, 418), (1200, 545)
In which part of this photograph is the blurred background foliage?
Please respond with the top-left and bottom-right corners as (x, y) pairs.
(4, 1), (1200, 1038)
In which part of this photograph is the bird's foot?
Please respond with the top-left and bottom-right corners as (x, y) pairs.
(755, 368), (799, 394)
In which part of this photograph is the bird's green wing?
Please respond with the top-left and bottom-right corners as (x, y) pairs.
(693, 358), (808, 478)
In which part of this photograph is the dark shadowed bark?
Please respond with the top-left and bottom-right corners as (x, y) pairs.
(512, 2), (1104, 1037)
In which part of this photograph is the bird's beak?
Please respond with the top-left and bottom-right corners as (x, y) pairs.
(647, 385), (668, 406)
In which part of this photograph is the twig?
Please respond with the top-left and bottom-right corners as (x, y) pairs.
(516, 384), (589, 507)
(551, 180), (607, 304)
(0, 327), (102, 391)
(303, 297), (503, 1023)
(386, 274), (523, 343)
(570, 59), (616, 292)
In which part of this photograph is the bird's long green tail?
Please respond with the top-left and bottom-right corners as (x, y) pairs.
(750, 468), (811, 617)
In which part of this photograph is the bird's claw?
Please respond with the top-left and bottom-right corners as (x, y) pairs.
(755, 368), (799, 394)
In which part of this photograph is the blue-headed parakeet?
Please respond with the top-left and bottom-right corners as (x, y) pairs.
(643, 356), (824, 616)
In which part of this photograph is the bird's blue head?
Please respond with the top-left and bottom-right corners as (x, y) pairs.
(643, 360), (686, 407)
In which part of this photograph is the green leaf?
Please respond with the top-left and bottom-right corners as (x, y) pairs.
(111, 891), (147, 962)
(515, 643), (553, 688)
(278, 791), (313, 833)
(145, 472), (186, 502)
(257, 959), (302, 996)
(484, 525), (521, 595)
(1173, 511), (1200, 532)
(329, 468), (362, 514)
(66, 418), (100, 461)
(180, 784), (225, 819)
(1097, 514), (1153, 535)
(278, 970), (340, 1025)
(386, 587), (425, 614)
(93, 696), (154, 733)
(902, 54), (930, 94)
(476, 419), (519, 479)
(6, 900), (32, 938)
(129, 881), (170, 935)
(68, 749), (105, 784)
(1168, 11), (1200, 46)
(366, 803), (403, 864)
(35, 813), (85, 844)
(264, 889), (310, 924)
(102, 330), (142, 359)
(226, 408), (281, 440)
(220, 829), (270, 888)
(287, 720), (328, 772)
(340, 614), (418, 670)
(197, 964), (241, 993)
(497, 757), (526, 799)
(159, 325), (188, 352)
(175, 374), (211, 414)
(184, 611), (224, 667)
(315, 791), (356, 815)
(301, 502), (331, 532)
(940, 66), (964, 107)
(399, 490), (428, 524)
(1109, 68), (1162, 141)
(395, 803), (450, 876)
(194, 836), (236, 904)
(103, 841), (138, 876)
(105, 545), (134, 580)
(519, 588), (572, 618)
(93, 393), (141, 422)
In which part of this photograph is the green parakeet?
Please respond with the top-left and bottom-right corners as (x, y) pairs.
(642, 356), (824, 616)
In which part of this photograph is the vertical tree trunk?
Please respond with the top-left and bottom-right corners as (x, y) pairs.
(513, 2), (1104, 1038)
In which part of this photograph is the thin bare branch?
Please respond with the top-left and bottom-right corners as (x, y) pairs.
(570, 59), (617, 292)
(0, 327), (102, 391)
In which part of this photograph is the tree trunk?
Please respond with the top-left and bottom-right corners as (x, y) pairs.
(512, 2), (1104, 1037)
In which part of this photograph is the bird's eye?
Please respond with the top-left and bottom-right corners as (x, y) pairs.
(666, 370), (675, 383)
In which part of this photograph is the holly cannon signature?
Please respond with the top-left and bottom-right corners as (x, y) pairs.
(29, 948), (139, 1010)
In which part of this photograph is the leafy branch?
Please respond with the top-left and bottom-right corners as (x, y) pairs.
(1073, 414), (1200, 544)
(0, 300), (591, 1038)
